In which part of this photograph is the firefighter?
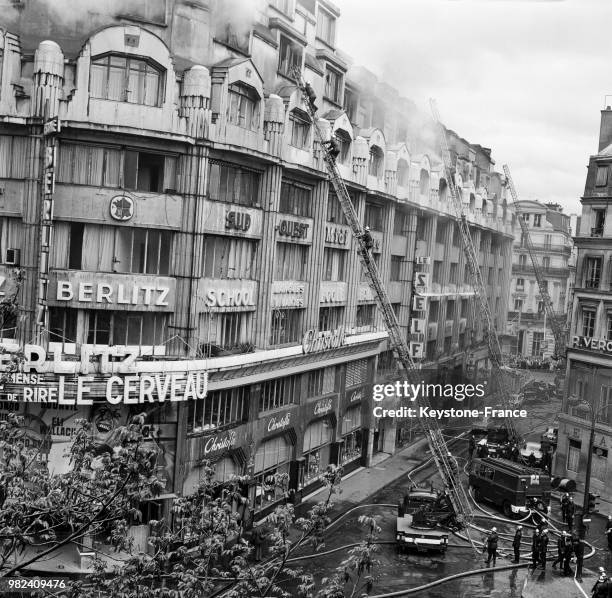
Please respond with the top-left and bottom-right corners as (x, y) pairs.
(573, 536), (585, 583)
(530, 529), (541, 570)
(527, 451), (537, 468)
(512, 525), (522, 563)
(561, 493), (570, 523)
(477, 441), (489, 459)
(484, 527), (498, 566)
(323, 136), (341, 162)
(592, 572), (610, 598)
(538, 528), (549, 569)
(447, 451), (459, 480)
(605, 515), (612, 552)
(566, 496), (575, 531)
(304, 81), (317, 112)
(511, 442), (520, 462)
(361, 226), (374, 251)
(562, 534), (574, 576)
(552, 531), (567, 569)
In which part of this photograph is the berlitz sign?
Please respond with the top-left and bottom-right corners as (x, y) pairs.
(572, 336), (612, 353)
(202, 430), (237, 455)
(267, 412), (291, 433)
(302, 328), (346, 354)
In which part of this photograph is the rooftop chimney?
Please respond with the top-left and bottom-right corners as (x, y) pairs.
(598, 108), (612, 152)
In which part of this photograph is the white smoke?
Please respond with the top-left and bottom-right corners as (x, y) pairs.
(212, 0), (266, 44)
(42, 0), (153, 28)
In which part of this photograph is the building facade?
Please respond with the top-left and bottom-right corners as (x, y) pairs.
(506, 200), (573, 359)
(556, 107), (612, 502)
(0, 0), (515, 535)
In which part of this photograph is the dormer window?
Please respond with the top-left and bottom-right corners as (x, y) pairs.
(335, 129), (351, 165)
(289, 109), (311, 149)
(317, 7), (336, 46)
(90, 54), (164, 107)
(227, 82), (260, 131)
(368, 146), (383, 178)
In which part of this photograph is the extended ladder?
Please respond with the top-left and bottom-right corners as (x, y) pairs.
(430, 101), (519, 442)
(502, 165), (567, 359)
(294, 74), (472, 529)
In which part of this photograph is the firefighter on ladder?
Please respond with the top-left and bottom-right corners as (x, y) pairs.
(361, 226), (374, 252)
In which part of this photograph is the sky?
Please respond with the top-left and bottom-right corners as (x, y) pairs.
(334, 0), (612, 215)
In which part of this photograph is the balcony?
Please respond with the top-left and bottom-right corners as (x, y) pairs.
(512, 264), (570, 277)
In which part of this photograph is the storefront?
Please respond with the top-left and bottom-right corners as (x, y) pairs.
(340, 404), (363, 469)
(252, 434), (294, 513)
(300, 413), (335, 490)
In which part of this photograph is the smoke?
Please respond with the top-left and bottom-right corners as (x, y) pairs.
(212, 0), (266, 47)
(42, 0), (152, 29)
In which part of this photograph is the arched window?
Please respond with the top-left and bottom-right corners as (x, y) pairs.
(90, 54), (165, 107)
(397, 159), (409, 187)
(439, 178), (448, 202)
(335, 129), (352, 164)
(368, 145), (384, 177)
(227, 82), (260, 131)
(289, 108), (311, 149)
(469, 193), (476, 211)
(419, 168), (430, 195)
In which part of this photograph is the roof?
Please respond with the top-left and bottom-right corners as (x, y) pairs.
(598, 142), (612, 157)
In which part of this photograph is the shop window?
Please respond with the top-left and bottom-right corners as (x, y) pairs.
(306, 367), (335, 398)
(278, 35), (302, 78)
(584, 257), (602, 288)
(90, 54), (164, 107)
(346, 359), (368, 387)
(390, 256), (402, 281)
(270, 308), (304, 346)
(198, 312), (253, 355)
(86, 311), (166, 346)
(319, 306), (344, 331)
(326, 191), (347, 225)
(208, 160), (261, 206)
(289, 109), (311, 149)
(324, 66), (342, 104)
(300, 419), (333, 487)
(227, 82), (260, 131)
(582, 308), (596, 337)
(259, 374), (299, 412)
(355, 304), (375, 329)
(364, 202), (383, 231)
(49, 308), (78, 345)
(317, 6), (336, 46)
(113, 228), (172, 275)
(368, 146), (384, 178)
(341, 406), (362, 464)
(202, 235), (257, 279)
(188, 385), (249, 433)
(567, 439), (581, 473)
(253, 436), (292, 512)
(279, 180), (312, 217)
(274, 243), (308, 281)
(322, 247), (346, 281)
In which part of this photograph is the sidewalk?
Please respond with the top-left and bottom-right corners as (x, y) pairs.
(522, 567), (592, 598)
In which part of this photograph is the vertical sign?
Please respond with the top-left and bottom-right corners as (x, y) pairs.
(409, 255), (430, 364)
(37, 117), (60, 337)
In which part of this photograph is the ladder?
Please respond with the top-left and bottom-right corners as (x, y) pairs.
(502, 165), (567, 359)
(430, 101), (519, 442)
(294, 74), (472, 529)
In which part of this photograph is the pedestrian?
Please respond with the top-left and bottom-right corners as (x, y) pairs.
(323, 136), (341, 162)
(592, 572), (609, 598)
(562, 534), (574, 576)
(552, 531), (566, 570)
(304, 81), (317, 112)
(512, 525), (522, 563)
(252, 524), (266, 561)
(605, 515), (612, 552)
(566, 496), (575, 531)
(468, 434), (476, 462)
(561, 493), (570, 523)
(539, 528), (549, 569)
(484, 527), (498, 566)
(531, 529), (541, 570)
(573, 536), (585, 583)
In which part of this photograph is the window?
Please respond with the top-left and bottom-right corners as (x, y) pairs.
(326, 191), (347, 224)
(227, 82), (260, 131)
(368, 146), (384, 178)
(397, 159), (409, 187)
(607, 315), (612, 340)
(208, 161), (261, 206)
(68, 223), (84, 269)
(584, 257), (602, 288)
(341, 410), (362, 464)
(114, 228), (172, 275)
(416, 218), (427, 241)
(537, 301), (545, 314)
(317, 7), (336, 45)
(216, 23), (250, 54)
(393, 212), (406, 236)
(593, 209), (606, 236)
(533, 214), (542, 227)
(544, 234), (552, 249)
(270, 308), (304, 345)
(598, 386), (612, 425)
(279, 180), (312, 217)
(346, 359), (368, 387)
(278, 35), (302, 77)
(307, 367), (335, 398)
(487, 267), (494, 285)
(301, 420), (333, 487)
(532, 331), (544, 357)
(253, 436), (292, 512)
(271, 0), (293, 15)
(203, 235), (257, 279)
(582, 308), (596, 337)
(275, 242), (308, 280)
(596, 165), (609, 187)
(446, 300), (456, 320)
(514, 298), (524, 312)
(335, 129), (352, 165)
(188, 386), (249, 433)
(259, 375), (299, 412)
(390, 256), (403, 281)
(289, 109), (311, 149)
(518, 254), (527, 267)
(49, 308), (78, 345)
(452, 225), (460, 247)
(433, 260), (442, 283)
(199, 312), (253, 354)
(319, 306), (344, 331)
(460, 299), (469, 318)
(125, 151), (168, 192)
(419, 169), (430, 196)
(428, 301), (439, 322)
(567, 439), (581, 473)
(343, 88), (357, 122)
(323, 247), (346, 281)
(0, 135), (31, 179)
(355, 304), (375, 328)
(86, 311), (167, 346)
(426, 340), (436, 360)
(364, 203), (383, 231)
(463, 264), (470, 284)
(324, 66), (342, 104)
(435, 224), (445, 244)
(90, 54), (164, 107)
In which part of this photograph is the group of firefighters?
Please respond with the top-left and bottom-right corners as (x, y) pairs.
(467, 433), (554, 472)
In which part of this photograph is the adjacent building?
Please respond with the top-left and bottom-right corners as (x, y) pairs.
(556, 106), (612, 502)
(0, 0), (516, 545)
(506, 200), (573, 358)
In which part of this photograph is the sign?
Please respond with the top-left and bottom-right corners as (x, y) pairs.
(414, 272), (430, 289)
(109, 195), (134, 221)
(412, 295), (427, 311)
(416, 256), (431, 265)
(358, 284), (375, 302)
(202, 429), (237, 456)
(225, 211), (251, 232)
(572, 336), (612, 353)
(349, 388), (363, 403)
(320, 281), (347, 304)
(313, 398), (333, 416)
(410, 319), (426, 334)
(49, 272), (176, 312)
(267, 412), (291, 433)
(276, 219), (310, 239)
(302, 327), (346, 354)
(271, 281), (306, 308)
(324, 225), (350, 246)
(204, 288), (255, 308)
(409, 342), (424, 359)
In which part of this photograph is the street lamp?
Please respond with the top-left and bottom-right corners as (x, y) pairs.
(567, 394), (601, 538)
